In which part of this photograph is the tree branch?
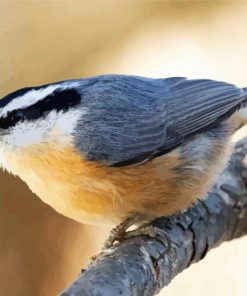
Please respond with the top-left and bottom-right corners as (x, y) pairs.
(59, 137), (247, 296)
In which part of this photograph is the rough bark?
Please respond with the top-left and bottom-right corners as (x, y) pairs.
(60, 137), (247, 296)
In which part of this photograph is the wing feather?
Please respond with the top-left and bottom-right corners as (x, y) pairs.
(112, 78), (246, 166)
(74, 75), (246, 166)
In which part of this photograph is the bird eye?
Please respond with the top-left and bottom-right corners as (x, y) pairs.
(13, 110), (24, 121)
(0, 110), (26, 130)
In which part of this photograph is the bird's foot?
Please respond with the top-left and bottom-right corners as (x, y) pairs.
(90, 216), (141, 265)
(91, 218), (171, 265)
(119, 222), (157, 240)
(103, 215), (142, 249)
(121, 222), (171, 251)
(103, 215), (167, 249)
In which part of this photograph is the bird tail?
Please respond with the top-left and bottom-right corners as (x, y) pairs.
(240, 87), (247, 107)
(242, 87), (247, 97)
(232, 87), (247, 131)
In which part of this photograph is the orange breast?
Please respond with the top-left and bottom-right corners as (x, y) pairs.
(3, 140), (227, 225)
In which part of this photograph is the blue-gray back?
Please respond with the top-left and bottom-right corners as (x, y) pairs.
(71, 75), (246, 166)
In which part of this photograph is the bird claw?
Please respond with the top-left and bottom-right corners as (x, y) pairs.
(103, 220), (160, 249)
(120, 223), (157, 240)
(113, 223), (172, 252)
(90, 219), (171, 266)
(103, 215), (146, 249)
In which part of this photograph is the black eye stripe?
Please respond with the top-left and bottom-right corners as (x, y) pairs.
(0, 89), (81, 129)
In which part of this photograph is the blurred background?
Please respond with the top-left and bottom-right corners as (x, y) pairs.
(1, 1), (247, 295)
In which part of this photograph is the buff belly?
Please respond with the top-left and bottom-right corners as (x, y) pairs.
(3, 125), (232, 225)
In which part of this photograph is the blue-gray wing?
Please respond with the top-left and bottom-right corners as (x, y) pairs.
(165, 78), (245, 139)
(74, 75), (246, 166)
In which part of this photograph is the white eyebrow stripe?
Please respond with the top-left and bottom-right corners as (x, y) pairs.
(0, 85), (61, 117)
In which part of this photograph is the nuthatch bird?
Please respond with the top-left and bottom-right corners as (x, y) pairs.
(0, 75), (247, 246)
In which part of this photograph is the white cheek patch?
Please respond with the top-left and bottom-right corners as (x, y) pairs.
(51, 109), (85, 144)
(2, 109), (83, 148)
